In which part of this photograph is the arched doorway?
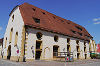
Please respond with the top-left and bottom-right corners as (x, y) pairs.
(44, 47), (50, 59)
(7, 45), (11, 60)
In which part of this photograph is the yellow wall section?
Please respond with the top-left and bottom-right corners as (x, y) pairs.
(5, 38), (7, 48)
(9, 28), (13, 43)
(19, 26), (25, 62)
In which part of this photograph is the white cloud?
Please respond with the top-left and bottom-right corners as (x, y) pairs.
(93, 18), (100, 21)
(94, 22), (100, 24)
(0, 27), (2, 31)
(93, 18), (100, 25)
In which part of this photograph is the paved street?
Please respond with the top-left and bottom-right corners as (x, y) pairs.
(0, 59), (100, 66)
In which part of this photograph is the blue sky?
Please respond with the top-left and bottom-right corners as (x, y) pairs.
(0, 0), (100, 43)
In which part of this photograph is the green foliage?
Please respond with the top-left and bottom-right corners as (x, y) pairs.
(90, 53), (100, 59)
(90, 53), (97, 59)
(96, 54), (100, 59)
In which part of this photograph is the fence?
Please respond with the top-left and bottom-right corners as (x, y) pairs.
(53, 52), (73, 61)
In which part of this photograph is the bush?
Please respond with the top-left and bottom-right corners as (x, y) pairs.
(90, 53), (100, 59)
(90, 53), (97, 59)
(96, 54), (100, 59)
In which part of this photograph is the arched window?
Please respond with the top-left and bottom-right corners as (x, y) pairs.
(36, 32), (42, 40)
(54, 35), (58, 42)
(9, 28), (13, 43)
(12, 15), (14, 22)
(14, 32), (18, 46)
(5, 37), (7, 48)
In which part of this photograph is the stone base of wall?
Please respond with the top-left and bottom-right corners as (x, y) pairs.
(10, 56), (18, 61)
(25, 59), (34, 61)
(53, 57), (65, 61)
(3, 56), (7, 60)
(87, 57), (91, 59)
(0, 56), (2, 59)
(79, 57), (85, 60)
(73, 58), (77, 60)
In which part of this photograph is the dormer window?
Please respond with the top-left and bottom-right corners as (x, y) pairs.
(71, 30), (76, 34)
(33, 17), (40, 24)
(61, 20), (64, 22)
(78, 32), (82, 36)
(42, 12), (45, 15)
(12, 15), (14, 22)
(76, 26), (82, 31)
(53, 16), (56, 19)
(32, 8), (36, 11)
(67, 20), (70, 24)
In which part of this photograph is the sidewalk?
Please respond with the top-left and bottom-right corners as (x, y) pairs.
(19, 59), (100, 66)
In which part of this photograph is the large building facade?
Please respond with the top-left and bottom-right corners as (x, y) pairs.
(2, 3), (96, 61)
(0, 38), (3, 59)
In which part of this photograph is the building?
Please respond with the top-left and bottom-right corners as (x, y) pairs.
(2, 3), (94, 62)
(89, 40), (97, 53)
(0, 38), (3, 58)
(97, 44), (100, 54)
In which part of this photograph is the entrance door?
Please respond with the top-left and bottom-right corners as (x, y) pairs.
(35, 51), (41, 60)
(85, 54), (87, 59)
(35, 40), (42, 60)
(77, 53), (80, 59)
(7, 45), (11, 60)
(53, 45), (59, 57)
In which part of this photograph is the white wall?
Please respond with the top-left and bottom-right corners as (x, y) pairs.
(3, 7), (24, 57)
(25, 28), (90, 60)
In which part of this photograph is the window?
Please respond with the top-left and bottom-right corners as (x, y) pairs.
(33, 17), (40, 24)
(61, 20), (64, 22)
(54, 35), (58, 42)
(9, 28), (13, 43)
(71, 30), (76, 34)
(67, 20), (70, 24)
(14, 32), (18, 46)
(12, 15), (14, 22)
(42, 12), (45, 15)
(67, 38), (70, 43)
(85, 35), (90, 39)
(78, 32), (82, 36)
(53, 45), (59, 57)
(53, 16), (56, 19)
(32, 8), (36, 11)
(75, 26), (82, 31)
(5, 37), (7, 48)
(36, 32), (42, 40)
(76, 40), (79, 44)
(36, 41), (42, 49)
(84, 41), (86, 46)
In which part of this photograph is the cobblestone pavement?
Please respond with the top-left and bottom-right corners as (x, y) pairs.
(0, 59), (100, 66)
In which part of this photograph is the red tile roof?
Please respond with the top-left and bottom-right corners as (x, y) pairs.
(18, 3), (92, 41)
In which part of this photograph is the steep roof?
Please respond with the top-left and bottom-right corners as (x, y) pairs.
(18, 3), (92, 41)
